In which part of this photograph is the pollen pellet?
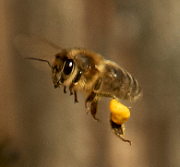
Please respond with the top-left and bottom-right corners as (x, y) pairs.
(109, 99), (130, 125)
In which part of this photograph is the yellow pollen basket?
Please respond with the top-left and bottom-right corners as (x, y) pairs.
(109, 99), (130, 125)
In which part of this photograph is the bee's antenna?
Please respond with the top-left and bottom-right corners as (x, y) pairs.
(25, 57), (52, 68)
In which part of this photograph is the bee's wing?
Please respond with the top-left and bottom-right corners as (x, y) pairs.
(14, 34), (62, 64)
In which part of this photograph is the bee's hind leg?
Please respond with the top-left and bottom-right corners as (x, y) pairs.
(110, 120), (132, 145)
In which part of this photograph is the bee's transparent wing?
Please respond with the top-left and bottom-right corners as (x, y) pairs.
(14, 34), (62, 64)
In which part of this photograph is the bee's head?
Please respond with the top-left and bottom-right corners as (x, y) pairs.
(52, 50), (75, 88)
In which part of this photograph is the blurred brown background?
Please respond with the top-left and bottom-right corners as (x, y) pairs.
(0, 0), (180, 166)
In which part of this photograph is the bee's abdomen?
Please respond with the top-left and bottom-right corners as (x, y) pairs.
(123, 72), (141, 100)
(102, 62), (141, 101)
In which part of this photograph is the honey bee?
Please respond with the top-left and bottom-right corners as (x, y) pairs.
(14, 34), (141, 144)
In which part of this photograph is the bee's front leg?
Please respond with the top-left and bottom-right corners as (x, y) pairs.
(69, 84), (79, 103)
(74, 90), (78, 103)
(69, 70), (82, 103)
(64, 86), (67, 93)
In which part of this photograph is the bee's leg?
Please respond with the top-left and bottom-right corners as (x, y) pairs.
(85, 78), (102, 107)
(64, 86), (67, 93)
(69, 70), (82, 102)
(69, 84), (74, 95)
(98, 92), (116, 99)
(54, 80), (61, 88)
(69, 84), (78, 103)
(74, 90), (78, 103)
(110, 119), (132, 145)
(90, 98), (100, 121)
(85, 78), (102, 120)
(85, 92), (96, 109)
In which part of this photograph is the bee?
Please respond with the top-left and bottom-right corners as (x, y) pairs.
(14, 34), (141, 144)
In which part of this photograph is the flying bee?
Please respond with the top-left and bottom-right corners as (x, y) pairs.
(14, 34), (142, 144)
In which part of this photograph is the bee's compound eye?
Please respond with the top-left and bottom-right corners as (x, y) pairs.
(63, 59), (74, 75)
(109, 99), (130, 125)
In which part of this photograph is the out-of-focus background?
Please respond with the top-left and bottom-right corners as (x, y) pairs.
(1, 0), (180, 166)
